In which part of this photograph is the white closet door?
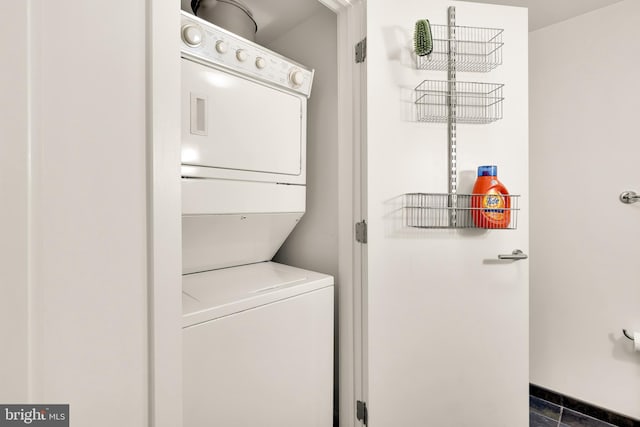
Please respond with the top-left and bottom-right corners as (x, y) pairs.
(363, 1), (529, 426)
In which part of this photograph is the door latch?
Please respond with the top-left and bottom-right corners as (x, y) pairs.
(498, 249), (528, 261)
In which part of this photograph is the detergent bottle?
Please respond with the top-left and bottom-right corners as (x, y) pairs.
(471, 165), (510, 229)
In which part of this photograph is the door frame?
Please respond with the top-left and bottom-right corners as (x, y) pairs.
(317, 1), (367, 426)
(148, 0), (365, 426)
(147, 1), (183, 426)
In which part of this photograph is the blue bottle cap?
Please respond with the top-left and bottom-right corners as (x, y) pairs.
(477, 165), (497, 177)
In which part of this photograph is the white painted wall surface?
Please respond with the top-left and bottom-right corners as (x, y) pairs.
(0, 1), (29, 403)
(530, 0), (640, 419)
(25, 1), (149, 425)
(365, 1), (529, 425)
(268, 8), (339, 280)
(267, 9), (339, 424)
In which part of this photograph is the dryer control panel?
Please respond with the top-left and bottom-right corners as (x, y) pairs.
(180, 11), (314, 97)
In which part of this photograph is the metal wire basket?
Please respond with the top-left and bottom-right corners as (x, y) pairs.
(416, 24), (503, 72)
(415, 80), (504, 124)
(404, 193), (520, 229)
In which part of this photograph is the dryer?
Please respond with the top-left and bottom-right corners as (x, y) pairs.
(180, 10), (314, 272)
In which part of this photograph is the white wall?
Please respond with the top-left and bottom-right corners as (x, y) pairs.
(0, 1), (29, 403)
(530, 0), (640, 419)
(267, 8), (339, 424)
(268, 8), (339, 280)
(0, 0), (150, 425)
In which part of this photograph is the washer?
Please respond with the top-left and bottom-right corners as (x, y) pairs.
(182, 261), (334, 427)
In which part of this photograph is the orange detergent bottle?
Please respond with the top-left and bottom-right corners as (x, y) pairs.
(471, 165), (510, 229)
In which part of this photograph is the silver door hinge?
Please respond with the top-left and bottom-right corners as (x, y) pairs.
(355, 220), (367, 244)
(355, 37), (367, 63)
(356, 400), (368, 426)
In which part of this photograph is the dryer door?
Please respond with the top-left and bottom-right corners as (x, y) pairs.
(181, 58), (306, 184)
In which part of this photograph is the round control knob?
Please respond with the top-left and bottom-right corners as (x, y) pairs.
(255, 57), (267, 69)
(236, 49), (248, 62)
(215, 40), (228, 54)
(289, 69), (305, 87)
(182, 25), (203, 47)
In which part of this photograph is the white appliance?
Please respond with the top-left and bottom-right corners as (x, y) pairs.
(182, 263), (334, 427)
(180, 11), (333, 427)
(180, 10), (315, 273)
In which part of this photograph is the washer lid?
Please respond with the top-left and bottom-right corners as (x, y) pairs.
(182, 261), (334, 328)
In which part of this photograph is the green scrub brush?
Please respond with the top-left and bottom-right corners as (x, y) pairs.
(414, 19), (433, 56)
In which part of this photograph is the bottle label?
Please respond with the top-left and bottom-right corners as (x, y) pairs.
(482, 189), (505, 220)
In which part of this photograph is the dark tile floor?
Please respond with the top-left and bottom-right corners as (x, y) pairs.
(530, 384), (640, 427)
(530, 395), (619, 427)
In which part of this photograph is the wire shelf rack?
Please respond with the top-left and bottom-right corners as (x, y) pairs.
(416, 24), (503, 72)
(415, 80), (504, 124)
(404, 193), (520, 229)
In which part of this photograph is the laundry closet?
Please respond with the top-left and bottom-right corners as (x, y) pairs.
(178, 1), (340, 425)
(1, 1), (528, 425)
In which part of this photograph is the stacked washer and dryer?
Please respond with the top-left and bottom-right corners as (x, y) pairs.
(179, 9), (334, 427)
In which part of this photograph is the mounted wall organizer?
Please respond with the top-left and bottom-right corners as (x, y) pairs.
(413, 17), (505, 125)
(416, 24), (503, 72)
(406, 7), (519, 230)
(415, 80), (504, 124)
(405, 193), (519, 229)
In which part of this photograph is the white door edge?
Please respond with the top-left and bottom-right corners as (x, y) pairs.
(332, 1), (367, 426)
(148, 2), (183, 427)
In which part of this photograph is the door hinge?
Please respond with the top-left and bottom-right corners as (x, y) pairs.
(356, 400), (368, 426)
(355, 220), (367, 244)
(355, 37), (367, 63)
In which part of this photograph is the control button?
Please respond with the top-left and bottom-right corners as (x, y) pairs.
(215, 40), (228, 54)
(236, 49), (248, 62)
(289, 69), (305, 87)
(182, 25), (203, 47)
(255, 57), (267, 69)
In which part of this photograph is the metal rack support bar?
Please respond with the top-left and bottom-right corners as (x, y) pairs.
(447, 6), (458, 226)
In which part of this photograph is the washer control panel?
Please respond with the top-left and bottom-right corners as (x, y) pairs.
(180, 12), (314, 97)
